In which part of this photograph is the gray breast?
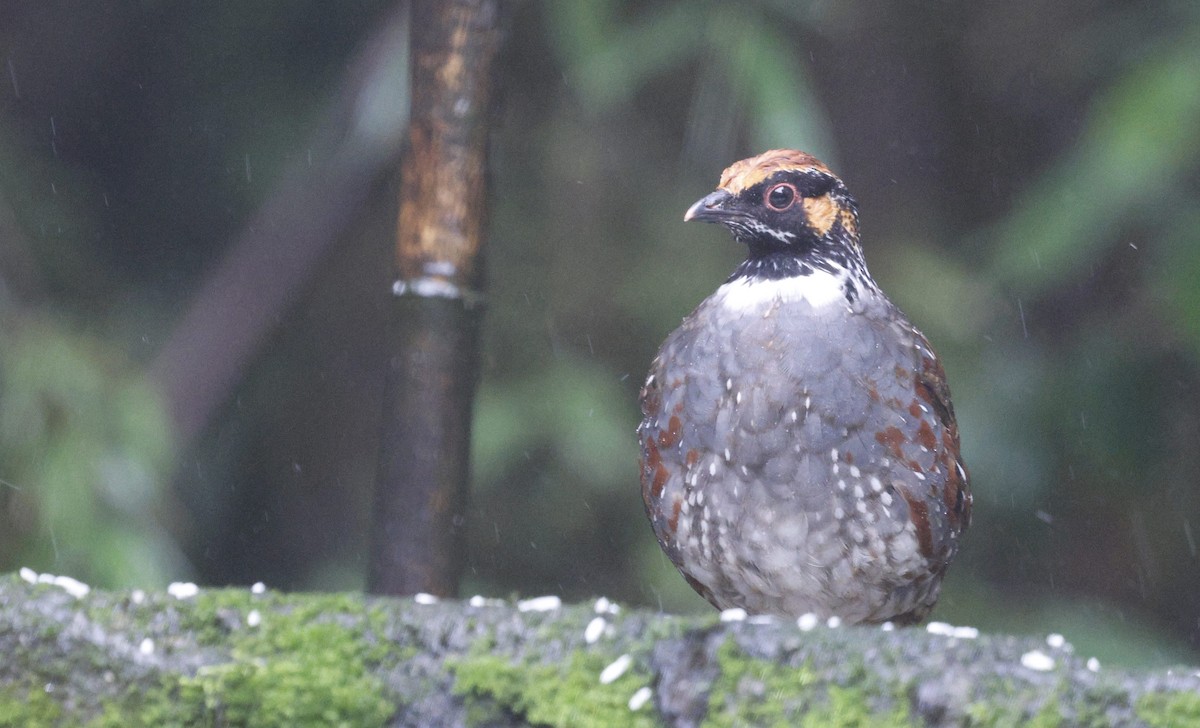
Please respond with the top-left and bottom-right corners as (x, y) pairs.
(640, 286), (965, 623)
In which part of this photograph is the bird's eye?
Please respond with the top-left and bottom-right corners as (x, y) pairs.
(765, 183), (796, 211)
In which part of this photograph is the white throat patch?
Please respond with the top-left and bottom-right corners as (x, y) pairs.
(713, 270), (847, 312)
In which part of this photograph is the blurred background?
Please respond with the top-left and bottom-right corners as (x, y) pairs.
(2, 0), (1200, 669)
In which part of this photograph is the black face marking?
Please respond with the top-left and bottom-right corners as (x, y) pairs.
(712, 168), (875, 298)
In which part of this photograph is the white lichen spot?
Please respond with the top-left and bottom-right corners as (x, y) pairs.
(628, 686), (653, 711)
(413, 592), (439, 605)
(925, 621), (978, 639)
(517, 595), (562, 612)
(719, 607), (747, 622)
(599, 654), (632, 685)
(1020, 649), (1055, 672)
(797, 613), (819, 631)
(585, 617), (607, 644)
(167, 582), (200, 600)
(247, 609), (262, 628)
(57, 576), (90, 599)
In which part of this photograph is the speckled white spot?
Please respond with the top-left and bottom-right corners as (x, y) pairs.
(834, 507), (845, 520)
(247, 609), (262, 628)
(881, 491), (893, 506)
(880, 621), (895, 631)
(139, 638), (155, 656)
(725, 378), (733, 391)
(723, 449), (731, 462)
(131, 589), (145, 605)
(599, 654), (632, 684)
(708, 462), (717, 476)
(1020, 650), (1055, 671)
(585, 617), (607, 644)
(413, 592), (439, 605)
(837, 479), (846, 490)
(628, 686), (653, 711)
(518, 595), (562, 612)
(790, 410), (799, 422)
(826, 616), (842, 629)
(855, 501), (867, 514)
(167, 582), (199, 600)
(1086, 657), (1100, 672)
(870, 476), (883, 492)
(849, 466), (861, 478)
(735, 391), (742, 404)
(251, 582), (266, 594)
(852, 485), (864, 499)
(18, 567), (37, 584)
(797, 613), (819, 631)
(830, 448), (839, 462)
(1046, 633), (1066, 649)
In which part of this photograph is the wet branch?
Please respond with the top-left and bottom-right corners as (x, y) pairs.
(367, 0), (502, 597)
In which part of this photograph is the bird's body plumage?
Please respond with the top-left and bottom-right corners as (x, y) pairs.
(639, 150), (969, 624)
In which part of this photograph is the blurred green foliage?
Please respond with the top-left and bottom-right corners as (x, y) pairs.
(2, 0), (1200, 671)
(0, 315), (184, 585)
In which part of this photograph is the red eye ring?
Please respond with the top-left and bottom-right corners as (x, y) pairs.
(765, 183), (797, 211)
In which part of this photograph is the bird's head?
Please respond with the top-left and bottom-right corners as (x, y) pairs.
(685, 150), (863, 279)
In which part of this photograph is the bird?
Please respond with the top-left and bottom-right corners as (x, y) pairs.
(638, 149), (970, 625)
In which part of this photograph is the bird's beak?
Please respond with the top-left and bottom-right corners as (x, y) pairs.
(684, 189), (735, 223)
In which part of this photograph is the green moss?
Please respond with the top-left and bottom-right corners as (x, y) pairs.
(450, 651), (658, 728)
(703, 638), (911, 728)
(0, 684), (63, 726)
(93, 589), (396, 727)
(1135, 691), (1200, 728)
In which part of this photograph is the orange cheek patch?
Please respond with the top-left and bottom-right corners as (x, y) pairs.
(803, 195), (838, 236)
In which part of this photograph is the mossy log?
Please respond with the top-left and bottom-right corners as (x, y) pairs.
(0, 574), (1197, 727)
